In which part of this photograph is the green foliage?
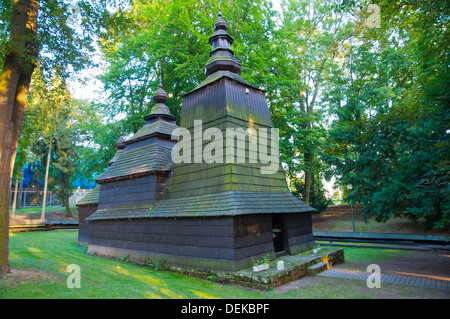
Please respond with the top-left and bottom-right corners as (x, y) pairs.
(51, 119), (78, 210)
(206, 274), (218, 282)
(74, 107), (123, 185)
(407, 164), (450, 229)
(255, 253), (271, 265)
(119, 255), (131, 263)
(148, 260), (165, 271)
(323, 0), (449, 229)
(25, 65), (104, 202)
(0, 0), (97, 80)
(0, 0), (11, 67)
(262, 0), (355, 203)
(290, 176), (333, 213)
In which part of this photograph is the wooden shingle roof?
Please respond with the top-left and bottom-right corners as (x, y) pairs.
(95, 143), (173, 182)
(76, 185), (100, 206)
(86, 191), (314, 220)
(125, 120), (177, 143)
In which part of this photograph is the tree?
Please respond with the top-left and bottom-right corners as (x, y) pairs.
(28, 68), (75, 219)
(0, 0), (98, 275)
(74, 116), (123, 185)
(0, 0), (40, 275)
(51, 118), (78, 217)
(323, 0), (449, 228)
(290, 174), (333, 213)
(10, 112), (36, 217)
(266, 0), (353, 205)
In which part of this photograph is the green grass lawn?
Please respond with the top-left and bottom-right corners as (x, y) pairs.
(10, 206), (78, 221)
(10, 206), (69, 215)
(1, 231), (447, 299)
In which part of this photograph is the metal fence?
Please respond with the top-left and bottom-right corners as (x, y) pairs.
(10, 188), (91, 208)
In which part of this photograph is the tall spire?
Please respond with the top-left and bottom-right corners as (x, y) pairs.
(205, 9), (241, 76)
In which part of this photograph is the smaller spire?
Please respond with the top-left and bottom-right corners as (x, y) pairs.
(153, 77), (168, 104)
(116, 131), (126, 150)
(144, 76), (176, 122)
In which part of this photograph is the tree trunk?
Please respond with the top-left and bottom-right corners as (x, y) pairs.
(303, 152), (313, 204)
(40, 137), (52, 220)
(65, 198), (72, 217)
(0, 0), (40, 276)
(18, 170), (23, 209)
(11, 178), (19, 218)
(299, 92), (314, 205)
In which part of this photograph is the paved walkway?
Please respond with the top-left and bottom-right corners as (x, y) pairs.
(319, 269), (450, 291)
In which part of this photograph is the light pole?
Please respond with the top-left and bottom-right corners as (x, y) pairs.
(348, 184), (355, 232)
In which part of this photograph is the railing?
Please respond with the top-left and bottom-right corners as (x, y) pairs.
(9, 188), (91, 208)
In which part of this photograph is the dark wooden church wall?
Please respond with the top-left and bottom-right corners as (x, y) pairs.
(233, 214), (274, 260)
(88, 217), (240, 270)
(77, 204), (98, 243)
(88, 212), (315, 271)
(284, 212), (315, 254)
(98, 175), (157, 209)
(232, 213), (315, 260)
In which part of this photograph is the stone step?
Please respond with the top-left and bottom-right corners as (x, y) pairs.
(307, 261), (329, 275)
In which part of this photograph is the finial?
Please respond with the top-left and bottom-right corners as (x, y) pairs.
(214, 8), (227, 31)
(116, 128), (126, 149)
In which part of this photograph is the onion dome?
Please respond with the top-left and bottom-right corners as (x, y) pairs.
(144, 79), (176, 122)
(116, 132), (126, 149)
(152, 78), (169, 103)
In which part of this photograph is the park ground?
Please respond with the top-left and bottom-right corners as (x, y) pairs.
(312, 204), (450, 236)
(1, 205), (449, 299)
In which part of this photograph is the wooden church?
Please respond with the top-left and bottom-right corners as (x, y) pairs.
(83, 11), (316, 271)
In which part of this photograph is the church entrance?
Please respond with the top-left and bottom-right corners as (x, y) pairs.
(272, 214), (286, 255)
